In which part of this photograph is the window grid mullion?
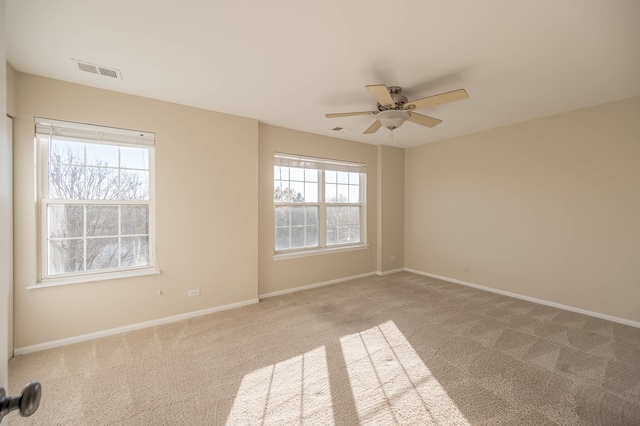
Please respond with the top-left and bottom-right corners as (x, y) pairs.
(46, 137), (52, 199)
(118, 205), (122, 269)
(117, 147), (121, 199)
(44, 199), (150, 206)
(84, 144), (88, 200)
(285, 208), (290, 250)
(319, 170), (326, 248)
(83, 205), (87, 272)
(360, 172), (365, 244)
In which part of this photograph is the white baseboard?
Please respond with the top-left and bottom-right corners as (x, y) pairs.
(405, 268), (640, 329)
(376, 268), (405, 276)
(259, 272), (377, 299)
(14, 298), (260, 356)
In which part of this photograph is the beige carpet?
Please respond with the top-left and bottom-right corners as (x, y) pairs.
(8, 272), (640, 425)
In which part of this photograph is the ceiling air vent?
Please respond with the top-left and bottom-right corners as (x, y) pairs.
(98, 67), (118, 79)
(73, 59), (122, 80)
(77, 62), (99, 74)
(332, 127), (350, 132)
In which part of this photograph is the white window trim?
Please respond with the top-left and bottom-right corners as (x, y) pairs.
(28, 266), (160, 289)
(34, 118), (157, 287)
(274, 153), (367, 256)
(273, 243), (370, 261)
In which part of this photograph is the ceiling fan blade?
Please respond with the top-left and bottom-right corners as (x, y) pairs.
(404, 89), (469, 111)
(325, 111), (374, 118)
(363, 120), (382, 134)
(366, 84), (395, 107)
(407, 112), (442, 128)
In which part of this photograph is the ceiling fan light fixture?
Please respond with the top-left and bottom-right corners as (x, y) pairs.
(377, 110), (409, 130)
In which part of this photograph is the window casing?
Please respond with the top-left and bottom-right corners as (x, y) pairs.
(274, 153), (366, 255)
(36, 118), (156, 284)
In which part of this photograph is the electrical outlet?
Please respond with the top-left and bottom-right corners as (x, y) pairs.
(463, 265), (469, 272)
(390, 255), (396, 261)
(188, 289), (200, 297)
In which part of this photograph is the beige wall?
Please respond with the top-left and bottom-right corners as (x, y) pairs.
(6, 62), (15, 117)
(258, 124), (378, 295)
(13, 73), (259, 348)
(378, 145), (404, 272)
(405, 96), (640, 323)
(1, 1), (10, 390)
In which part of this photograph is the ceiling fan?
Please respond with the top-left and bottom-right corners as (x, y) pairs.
(326, 85), (469, 134)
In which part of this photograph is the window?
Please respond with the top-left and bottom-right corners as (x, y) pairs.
(36, 118), (156, 284)
(274, 153), (366, 255)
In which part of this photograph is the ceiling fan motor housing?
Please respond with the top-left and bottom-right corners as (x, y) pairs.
(377, 86), (408, 111)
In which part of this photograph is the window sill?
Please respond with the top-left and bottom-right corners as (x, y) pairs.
(28, 266), (160, 289)
(273, 244), (369, 261)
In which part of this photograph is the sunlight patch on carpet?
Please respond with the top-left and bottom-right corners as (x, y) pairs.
(226, 345), (334, 424)
(340, 320), (470, 425)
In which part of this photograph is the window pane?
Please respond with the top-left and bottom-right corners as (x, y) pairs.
(349, 172), (360, 185)
(304, 169), (318, 182)
(305, 225), (318, 246)
(289, 181), (305, 202)
(86, 237), (119, 271)
(336, 225), (349, 244)
(327, 206), (361, 246)
(275, 227), (290, 250)
(350, 206), (361, 223)
(337, 172), (349, 184)
(325, 170), (336, 183)
(86, 144), (119, 167)
(86, 167), (119, 200)
(327, 206), (338, 225)
(326, 225), (337, 245)
(49, 165), (85, 199)
(86, 206), (119, 236)
(274, 181), (285, 201)
(49, 239), (84, 275)
(276, 183), (298, 202)
(291, 227), (305, 248)
(120, 170), (149, 200)
(325, 183), (336, 203)
(121, 236), (149, 267)
(280, 166), (289, 180)
(337, 184), (349, 203)
(289, 167), (305, 181)
(305, 207), (318, 226)
(350, 225), (361, 243)
(51, 139), (84, 165)
(291, 206), (305, 226)
(121, 147), (149, 170)
(275, 207), (290, 226)
(121, 205), (149, 235)
(48, 205), (84, 238)
(337, 206), (350, 225)
(349, 185), (360, 203)
(274, 166), (281, 180)
(305, 182), (318, 203)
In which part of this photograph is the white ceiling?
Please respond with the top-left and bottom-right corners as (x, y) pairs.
(6, 0), (640, 148)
